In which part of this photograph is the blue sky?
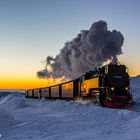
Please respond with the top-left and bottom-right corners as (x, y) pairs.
(0, 0), (140, 88)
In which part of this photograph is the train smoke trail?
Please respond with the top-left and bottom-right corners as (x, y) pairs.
(37, 20), (124, 79)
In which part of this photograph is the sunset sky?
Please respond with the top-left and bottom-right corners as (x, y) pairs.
(0, 0), (140, 90)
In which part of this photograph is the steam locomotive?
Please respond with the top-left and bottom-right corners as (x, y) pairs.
(25, 63), (133, 108)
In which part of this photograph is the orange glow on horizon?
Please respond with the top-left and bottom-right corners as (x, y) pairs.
(0, 66), (139, 90)
(126, 64), (140, 77)
(129, 71), (140, 77)
(0, 76), (64, 90)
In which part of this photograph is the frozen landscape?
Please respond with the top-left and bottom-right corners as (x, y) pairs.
(0, 76), (140, 140)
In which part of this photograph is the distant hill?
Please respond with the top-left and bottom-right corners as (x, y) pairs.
(0, 91), (24, 98)
(131, 75), (140, 80)
(0, 91), (12, 97)
(131, 75), (140, 87)
(131, 75), (140, 82)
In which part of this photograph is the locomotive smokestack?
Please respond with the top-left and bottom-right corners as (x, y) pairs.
(37, 20), (124, 79)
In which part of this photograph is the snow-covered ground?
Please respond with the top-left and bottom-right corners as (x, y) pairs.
(0, 77), (140, 140)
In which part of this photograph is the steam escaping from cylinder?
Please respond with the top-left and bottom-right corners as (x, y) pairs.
(37, 20), (124, 79)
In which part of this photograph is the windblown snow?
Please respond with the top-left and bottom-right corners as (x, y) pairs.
(0, 77), (140, 140)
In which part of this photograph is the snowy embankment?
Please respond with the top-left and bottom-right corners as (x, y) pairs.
(0, 77), (140, 140)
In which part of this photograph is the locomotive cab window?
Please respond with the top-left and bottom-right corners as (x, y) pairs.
(80, 76), (85, 83)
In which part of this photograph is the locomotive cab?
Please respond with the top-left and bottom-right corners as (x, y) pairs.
(79, 70), (99, 97)
(102, 63), (133, 108)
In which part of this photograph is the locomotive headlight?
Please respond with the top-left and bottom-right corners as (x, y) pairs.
(125, 87), (129, 90)
(111, 87), (115, 91)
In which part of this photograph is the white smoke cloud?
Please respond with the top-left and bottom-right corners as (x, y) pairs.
(37, 20), (124, 79)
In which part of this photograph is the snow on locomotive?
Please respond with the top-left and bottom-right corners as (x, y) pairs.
(25, 63), (133, 108)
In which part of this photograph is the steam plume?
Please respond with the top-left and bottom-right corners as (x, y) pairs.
(37, 20), (124, 79)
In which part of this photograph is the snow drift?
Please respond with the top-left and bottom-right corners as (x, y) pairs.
(0, 108), (17, 128)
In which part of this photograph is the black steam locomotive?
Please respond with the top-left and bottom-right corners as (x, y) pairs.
(25, 63), (133, 108)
